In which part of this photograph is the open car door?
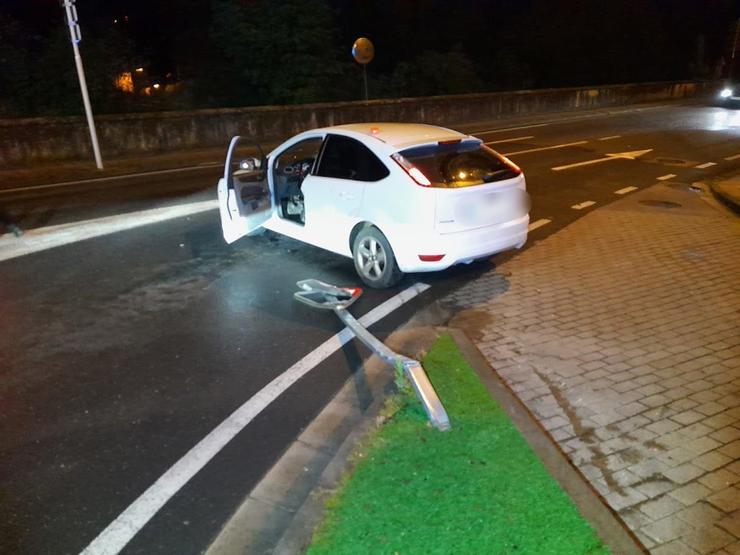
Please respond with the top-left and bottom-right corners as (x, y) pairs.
(217, 135), (272, 244)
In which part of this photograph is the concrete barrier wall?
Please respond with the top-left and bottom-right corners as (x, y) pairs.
(0, 81), (713, 166)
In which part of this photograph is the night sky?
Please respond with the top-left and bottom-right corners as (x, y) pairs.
(4, 1), (737, 72)
(1, 0), (739, 115)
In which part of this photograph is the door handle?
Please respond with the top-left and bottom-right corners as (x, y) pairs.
(339, 192), (356, 200)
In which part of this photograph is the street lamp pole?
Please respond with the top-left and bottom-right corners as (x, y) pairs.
(62, 0), (103, 169)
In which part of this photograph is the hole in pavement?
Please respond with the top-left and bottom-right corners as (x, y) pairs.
(639, 199), (682, 209)
(666, 183), (702, 193)
(653, 157), (692, 166)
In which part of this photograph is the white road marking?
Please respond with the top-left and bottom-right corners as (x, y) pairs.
(471, 123), (550, 135)
(0, 164), (222, 196)
(0, 200), (219, 262)
(484, 135), (534, 145)
(724, 153), (740, 161)
(527, 218), (551, 231)
(571, 201), (596, 210)
(694, 162), (717, 169)
(597, 135), (621, 141)
(551, 148), (652, 171)
(656, 174), (676, 181)
(504, 140), (588, 156)
(614, 186), (638, 195)
(78, 282), (431, 555)
(468, 103), (671, 136)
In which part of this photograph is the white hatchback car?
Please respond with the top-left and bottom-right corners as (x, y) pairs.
(217, 123), (529, 288)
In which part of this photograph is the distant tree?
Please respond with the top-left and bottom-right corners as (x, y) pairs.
(487, 48), (535, 91)
(0, 8), (136, 117)
(145, 0), (212, 83)
(31, 23), (136, 116)
(31, 27), (86, 115)
(82, 25), (138, 113)
(0, 15), (36, 116)
(205, 0), (353, 107)
(391, 46), (481, 97)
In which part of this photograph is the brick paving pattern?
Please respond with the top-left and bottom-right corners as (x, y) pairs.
(445, 183), (740, 554)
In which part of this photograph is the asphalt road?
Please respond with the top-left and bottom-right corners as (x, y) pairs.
(1, 102), (739, 555)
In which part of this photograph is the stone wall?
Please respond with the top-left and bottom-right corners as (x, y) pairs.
(0, 81), (714, 166)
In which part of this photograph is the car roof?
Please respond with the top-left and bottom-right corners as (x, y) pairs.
(327, 123), (468, 149)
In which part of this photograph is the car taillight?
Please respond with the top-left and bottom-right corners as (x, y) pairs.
(391, 153), (432, 187)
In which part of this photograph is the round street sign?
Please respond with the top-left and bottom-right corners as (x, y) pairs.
(352, 37), (375, 65)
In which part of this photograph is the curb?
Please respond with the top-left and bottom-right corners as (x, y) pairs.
(216, 325), (646, 555)
(205, 327), (440, 555)
(449, 329), (647, 555)
(709, 181), (740, 214)
(270, 390), (388, 555)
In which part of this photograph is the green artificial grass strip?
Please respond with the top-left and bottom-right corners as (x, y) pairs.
(308, 334), (609, 555)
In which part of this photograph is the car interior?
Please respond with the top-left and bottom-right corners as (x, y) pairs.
(272, 137), (323, 225)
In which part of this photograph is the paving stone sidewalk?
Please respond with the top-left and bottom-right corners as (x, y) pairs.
(445, 182), (740, 554)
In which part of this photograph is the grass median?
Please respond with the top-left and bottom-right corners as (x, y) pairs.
(308, 334), (608, 554)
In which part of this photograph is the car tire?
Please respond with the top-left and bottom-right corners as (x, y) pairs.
(352, 227), (403, 289)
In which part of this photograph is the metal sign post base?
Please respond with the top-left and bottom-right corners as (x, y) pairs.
(295, 280), (451, 431)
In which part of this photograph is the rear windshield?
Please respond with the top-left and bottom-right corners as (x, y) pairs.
(398, 140), (519, 188)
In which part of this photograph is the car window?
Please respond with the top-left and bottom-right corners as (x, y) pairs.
(274, 137), (323, 175)
(398, 140), (520, 188)
(316, 134), (389, 182)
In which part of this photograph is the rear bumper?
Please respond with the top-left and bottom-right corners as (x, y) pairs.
(392, 214), (529, 273)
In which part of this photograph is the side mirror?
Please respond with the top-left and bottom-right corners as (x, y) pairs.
(238, 157), (261, 171)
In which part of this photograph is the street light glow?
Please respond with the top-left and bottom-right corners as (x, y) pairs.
(114, 72), (134, 93)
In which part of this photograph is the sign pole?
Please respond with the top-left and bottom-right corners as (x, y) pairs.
(62, 0), (103, 169)
(294, 279), (451, 431)
(363, 64), (368, 102)
(352, 37), (374, 102)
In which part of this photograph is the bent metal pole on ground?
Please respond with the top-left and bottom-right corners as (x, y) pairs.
(294, 279), (451, 431)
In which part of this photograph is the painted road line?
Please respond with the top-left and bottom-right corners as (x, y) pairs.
(79, 282), (431, 555)
(552, 148), (652, 171)
(724, 153), (740, 161)
(695, 162), (717, 169)
(572, 201), (596, 210)
(0, 200), (219, 262)
(614, 186), (638, 195)
(471, 123), (550, 135)
(0, 164), (222, 196)
(484, 135), (534, 145)
(528, 218), (551, 231)
(504, 140), (588, 157)
(597, 135), (621, 141)
(656, 174), (676, 181)
(469, 104), (671, 136)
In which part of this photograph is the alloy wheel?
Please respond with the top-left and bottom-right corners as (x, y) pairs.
(356, 236), (387, 280)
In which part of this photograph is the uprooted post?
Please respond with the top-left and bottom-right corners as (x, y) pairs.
(294, 279), (451, 431)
